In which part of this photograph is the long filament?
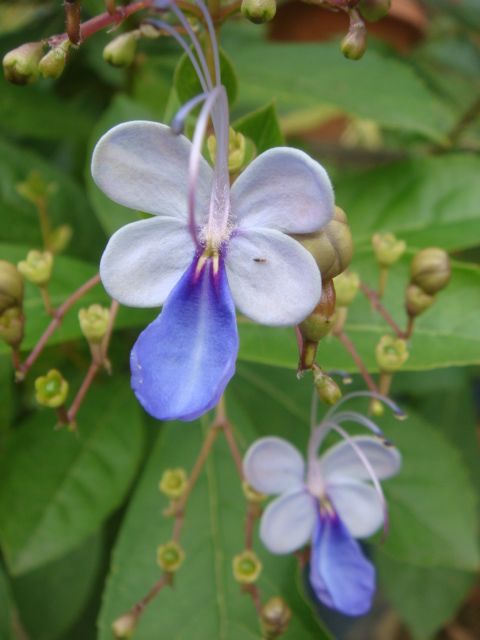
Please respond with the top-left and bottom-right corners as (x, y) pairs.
(324, 391), (406, 421)
(171, 91), (209, 134)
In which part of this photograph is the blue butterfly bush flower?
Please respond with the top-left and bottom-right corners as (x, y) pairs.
(243, 393), (403, 616)
(91, 0), (335, 421)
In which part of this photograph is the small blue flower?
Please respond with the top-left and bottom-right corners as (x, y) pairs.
(243, 400), (402, 616)
(90, 0), (335, 421)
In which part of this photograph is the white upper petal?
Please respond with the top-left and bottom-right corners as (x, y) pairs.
(260, 490), (317, 554)
(231, 147), (334, 234)
(243, 437), (305, 495)
(327, 479), (384, 539)
(225, 228), (322, 326)
(91, 121), (212, 222)
(321, 436), (402, 483)
(100, 216), (195, 307)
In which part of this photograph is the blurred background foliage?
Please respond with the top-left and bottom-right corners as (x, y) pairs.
(0, 0), (479, 638)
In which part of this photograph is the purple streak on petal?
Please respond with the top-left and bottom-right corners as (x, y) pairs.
(130, 254), (238, 421)
(309, 511), (375, 616)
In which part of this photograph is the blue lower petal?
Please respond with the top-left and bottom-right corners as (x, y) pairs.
(309, 511), (375, 616)
(130, 254), (239, 421)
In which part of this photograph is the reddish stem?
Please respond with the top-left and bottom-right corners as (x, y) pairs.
(334, 330), (379, 393)
(17, 274), (101, 378)
(359, 282), (406, 338)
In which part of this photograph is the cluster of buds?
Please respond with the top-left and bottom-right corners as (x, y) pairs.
(0, 261), (25, 349)
(405, 248), (451, 319)
(2, 40), (73, 85)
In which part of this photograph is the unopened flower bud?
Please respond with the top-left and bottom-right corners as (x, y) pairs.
(159, 468), (188, 500)
(241, 0), (276, 23)
(112, 612), (137, 639)
(208, 128), (254, 174)
(0, 307), (24, 347)
(405, 283), (435, 317)
(233, 550), (262, 584)
(157, 541), (185, 572)
(299, 279), (335, 343)
(260, 596), (292, 638)
(103, 32), (138, 67)
(16, 171), (57, 206)
(341, 13), (367, 61)
(372, 232), (406, 268)
(334, 271), (360, 307)
(35, 369), (69, 408)
(410, 248), (451, 295)
(370, 399), (385, 417)
(48, 225), (73, 254)
(78, 304), (110, 344)
(313, 368), (342, 405)
(293, 207), (353, 281)
(375, 335), (409, 373)
(3, 42), (44, 85)
(0, 261), (24, 313)
(38, 40), (70, 79)
(242, 481), (266, 503)
(359, 0), (391, 22)
(17, 250), (53, 286)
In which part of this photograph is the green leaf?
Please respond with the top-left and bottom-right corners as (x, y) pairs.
(377, 554), (475, 640)
(11, 532), (103, 640)
(224, 23), (454, 143)
(236, 253), (480, 372)
(0, 244), (153, 356)
(335, 154), (480, 251)
(233, 102), (284, 153)
(0, 564), (18, 640)
(0, 138), (105, 262)
(380, 410), (480, 570)
(0, 76), (91, 142)
(174, 47), (238, 106)
(98, 419), (330, 639)
(85, 95), (156, 235)
(0, 377), (144, 575)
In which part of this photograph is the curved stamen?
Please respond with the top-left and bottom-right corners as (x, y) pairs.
(146, 19), (209, 93)
(333, 411), (386, 439)
(324, 390), (406, 422)
(169, 2), (214, 90)
(323, 420), (389, 538)
(195, 0), (221, 87)
(171, 91), (209, 134)
(188, 85), (225, 247)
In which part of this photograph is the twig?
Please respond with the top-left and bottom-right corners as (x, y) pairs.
(334, 330), (379, 393)
(17, 273), (101, 378)
(243, 584), (263, 615)
(359, 282), (405, 338)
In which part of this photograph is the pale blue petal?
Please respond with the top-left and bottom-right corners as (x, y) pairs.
(327, 479), (384, 539)
(130, 255), (238, 421)
(310, 512), (375, 616)
(243, 437), (305, 495)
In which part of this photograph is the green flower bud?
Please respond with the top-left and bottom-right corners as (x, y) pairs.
(157, 541), (185, 572)
(260, 596), (292, 638)
(17, 250), (53, 286)
(232, 550), (262, 584)
(208, 128), (255, 175)
(159, 468), (188, 500)
(372, 232), (406, 268)
(313, 368), (342, 405)
(334, 271), (360, 307)
(16, 171), (57, 206)
(410, 248), (451, 295)
(359, 0), (391, 22)
(0, 307), (24, 348)
(38, 40), (70, 79)
(341, 15), (367, 61)
(242, 481), (266, 503)
(370, 399), (385, 417)
(48, 224), (73, 254)
(112, 612), (137, 639)
(375, 335), (409, 373)
(78, 304), (110, 344)
(293, 207), (353, 281)
(103, 32), (138, 67)
(35, 369), (69, 408)
(405, 283), (435, 317)
(3, 42), (44, 85)
(241, 0), (276, 23)
(0, 261), (24, 314)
